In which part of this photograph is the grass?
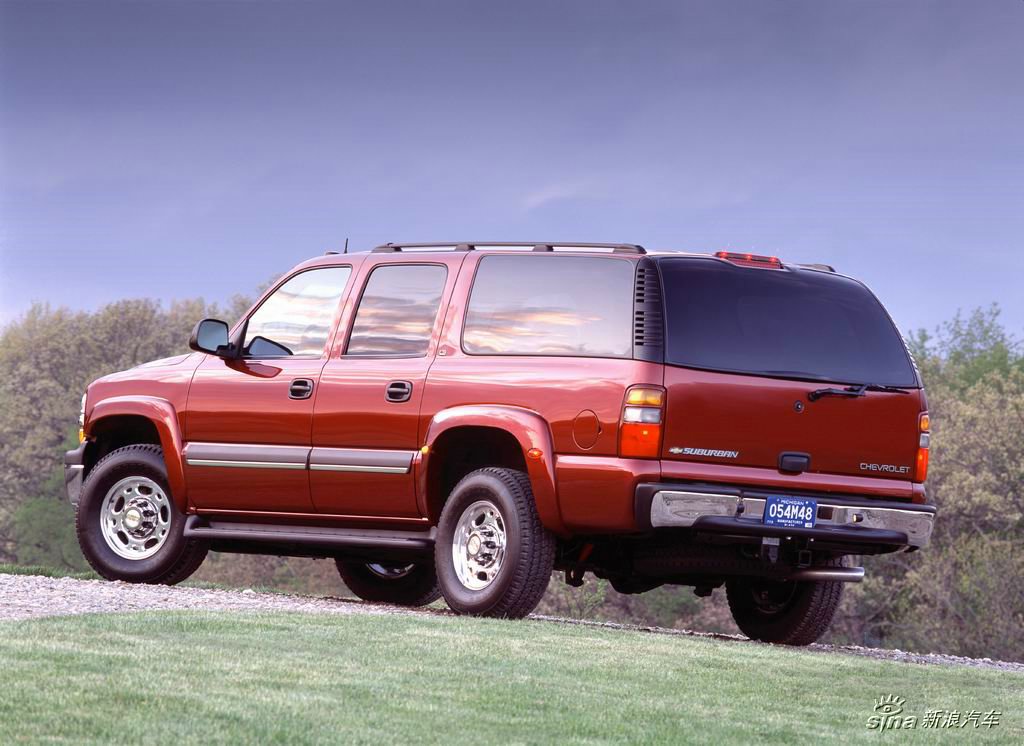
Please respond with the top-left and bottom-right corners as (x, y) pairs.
(0, 612), (1020, 745)
(0, 562), (98, 580)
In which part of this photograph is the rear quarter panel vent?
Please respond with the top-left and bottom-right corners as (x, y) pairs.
(633, 258), (665, 362)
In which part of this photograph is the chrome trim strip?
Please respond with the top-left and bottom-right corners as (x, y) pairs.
(309, 447), (414, 474)
(183, 443), (415, 474)
(186, 459), (307, 470)
(184, 442), (309, 466)
(309, 463), (409, 474)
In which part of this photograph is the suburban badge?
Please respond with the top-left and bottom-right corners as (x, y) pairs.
(670, 446), (740, 459)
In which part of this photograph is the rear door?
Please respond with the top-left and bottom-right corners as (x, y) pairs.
(656, 257), (923, 480)
(309, 256), (461, 518)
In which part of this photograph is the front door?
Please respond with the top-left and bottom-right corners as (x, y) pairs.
(310, 257), (460, 518)
(185, 264), (355, 512)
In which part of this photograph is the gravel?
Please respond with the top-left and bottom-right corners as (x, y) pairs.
(3, 572), (1022, 673)
(0, 573), (399, 621)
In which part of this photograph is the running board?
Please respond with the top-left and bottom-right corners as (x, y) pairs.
(183, 515), (435, 558)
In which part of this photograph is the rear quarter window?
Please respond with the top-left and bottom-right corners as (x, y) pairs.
(462, 255), (634, 358)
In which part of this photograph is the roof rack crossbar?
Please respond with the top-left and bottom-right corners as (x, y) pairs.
(372, 242), (646, 255)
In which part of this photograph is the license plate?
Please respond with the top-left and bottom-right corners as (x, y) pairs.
(763, 495), (817, 529)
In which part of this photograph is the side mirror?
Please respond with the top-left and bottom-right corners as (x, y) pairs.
(189, 318), (231, 357)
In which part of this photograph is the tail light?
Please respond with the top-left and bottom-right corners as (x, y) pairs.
(619, 386), (665, 458)
(714, 251), (783, 269)
(915, 412), (930, 482)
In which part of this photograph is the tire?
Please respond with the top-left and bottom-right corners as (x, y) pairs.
(435, 467), (555, 618)
(725, 558), (845, 646)
(76, 444), (208, 584)
(335, 560), (441, 607)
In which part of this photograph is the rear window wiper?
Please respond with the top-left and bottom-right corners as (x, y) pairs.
(808, 383), (910, 402)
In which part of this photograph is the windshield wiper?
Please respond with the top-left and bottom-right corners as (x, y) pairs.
(808, 383), (910, 402)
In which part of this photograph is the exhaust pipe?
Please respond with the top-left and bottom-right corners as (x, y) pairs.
(787, 566), (865, 583)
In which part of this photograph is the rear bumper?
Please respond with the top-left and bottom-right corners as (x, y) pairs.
(64, 442), (87, 507)
(635, 483), (935, 549)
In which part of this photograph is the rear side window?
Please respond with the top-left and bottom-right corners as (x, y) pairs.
(243, 266), (351, 357)
(346, 264), (447, 357)
(658, 258), (917, 386)
(463, 255), (634, 357)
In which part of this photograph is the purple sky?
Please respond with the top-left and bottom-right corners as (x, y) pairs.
(2, 0), (1023, 335)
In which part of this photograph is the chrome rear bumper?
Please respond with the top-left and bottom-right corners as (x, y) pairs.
(640, 485), (935, 549)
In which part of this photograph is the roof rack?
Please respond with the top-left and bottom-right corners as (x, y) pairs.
(793, 262), (836, 273)
(372, 242), (646, 255)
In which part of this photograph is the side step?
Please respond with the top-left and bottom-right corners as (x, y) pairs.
(183, 515), (435, 559)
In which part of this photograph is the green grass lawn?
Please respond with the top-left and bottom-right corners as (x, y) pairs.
(0, 612), (1020, 744)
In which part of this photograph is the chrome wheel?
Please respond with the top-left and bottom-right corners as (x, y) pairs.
(366, 563), (414, 579)
(452, 499), (506, 591)
(99, 476), (171, 560)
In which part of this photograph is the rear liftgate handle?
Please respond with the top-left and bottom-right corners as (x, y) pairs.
(385, 380), (413, 403)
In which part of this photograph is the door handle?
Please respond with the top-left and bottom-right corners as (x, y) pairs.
(385, 380), (413, 403)
(289, 379), (314, 400)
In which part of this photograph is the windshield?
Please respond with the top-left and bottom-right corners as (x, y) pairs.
(658, 258), (918, 387)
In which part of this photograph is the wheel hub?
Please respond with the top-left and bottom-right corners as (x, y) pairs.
(123, 507), (143, 530)
(99, 476), (172, 560)
(452, 499), (506, 591)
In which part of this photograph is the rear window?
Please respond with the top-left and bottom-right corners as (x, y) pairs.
(658, 258), (917, 387)
(463, 255), (633, 357)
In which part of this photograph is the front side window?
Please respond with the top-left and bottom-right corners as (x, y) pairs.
(346, 264), (448, 357)
(462, 255), (634, 357)
(243, 266), (351, 357)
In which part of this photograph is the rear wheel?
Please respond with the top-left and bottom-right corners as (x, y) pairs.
(334, 560), (441, 607)
(435, 467), (555, 618)
(76, 444), (207, 584)
(725, 559), (845, 646)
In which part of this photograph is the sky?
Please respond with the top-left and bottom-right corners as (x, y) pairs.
(1, 0), (1023, 337)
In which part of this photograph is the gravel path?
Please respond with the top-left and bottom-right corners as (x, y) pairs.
(3, 572), (1022, 673)
(0, 573), (401, 621)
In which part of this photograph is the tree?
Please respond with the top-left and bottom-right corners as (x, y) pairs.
(0, 295), (252, 560)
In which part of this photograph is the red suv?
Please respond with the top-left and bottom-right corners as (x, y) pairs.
(65, 243), (934, 644)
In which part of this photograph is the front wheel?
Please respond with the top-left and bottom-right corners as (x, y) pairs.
(725, 559), (845, 646)
(435, 467), (555, 618)
(335, 560), (441, 607)
(76, 444), (208, 584)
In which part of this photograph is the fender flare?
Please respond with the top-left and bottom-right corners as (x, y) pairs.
(86, 396), (187, 511)
(419, 404), (567, 536)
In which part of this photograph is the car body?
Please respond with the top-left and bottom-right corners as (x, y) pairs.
(66, 242), (934, 644)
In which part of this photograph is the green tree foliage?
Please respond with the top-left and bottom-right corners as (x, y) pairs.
(0, 295), (252, 560)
